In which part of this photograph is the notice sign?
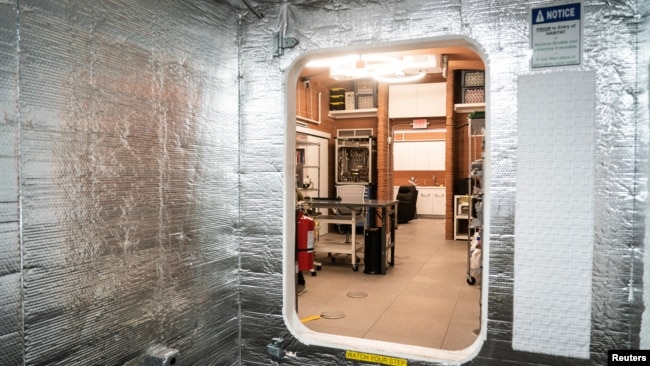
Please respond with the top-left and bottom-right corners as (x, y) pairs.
(531, 2), (581, 68)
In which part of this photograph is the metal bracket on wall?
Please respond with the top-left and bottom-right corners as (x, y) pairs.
(240, 0), (264, 19)
(273, 32), (299, 57)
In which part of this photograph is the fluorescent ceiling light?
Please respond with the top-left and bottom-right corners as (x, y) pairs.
(305, 55), (358, 68)
(372, 71), (426, 83)
(329, 54), (403, 81)
(307, 53), (441, 82)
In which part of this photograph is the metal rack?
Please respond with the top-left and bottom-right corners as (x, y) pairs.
(296, 139), (321, 199)
(335, 136), (378, 228)
(335, 136), (377, 186)
(466, 115), (484, 286)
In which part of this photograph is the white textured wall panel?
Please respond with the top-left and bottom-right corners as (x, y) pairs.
(514, 71), (595, 359)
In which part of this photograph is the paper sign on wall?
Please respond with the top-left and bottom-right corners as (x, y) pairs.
(531, 2), (582, 68)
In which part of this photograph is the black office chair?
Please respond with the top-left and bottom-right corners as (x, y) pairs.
(396, 185), (418, 223)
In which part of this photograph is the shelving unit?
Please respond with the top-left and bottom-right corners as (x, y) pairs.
(312, 213), (365, 272)
(453, 103), (485, 113)
(296, 129), (331, 237)
(328, 79), (378, 119)
(296, 140), (321, 198)
(466, 113), (484, 285)
(328, 108), (378, 119)
(454, 195), (470, 240)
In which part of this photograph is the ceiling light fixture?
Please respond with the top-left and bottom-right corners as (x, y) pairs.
(372, 70), (427, 83)
(305, 55), (358, 68)
(329, 54), (402, 81)
(307, 53), (441, 83)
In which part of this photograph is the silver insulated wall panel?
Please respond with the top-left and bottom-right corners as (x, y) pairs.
(1, 0), (242, 365)
(236, 0), (649, 365)
(0, 0), (648, 365)
(0, 2), (21, 364)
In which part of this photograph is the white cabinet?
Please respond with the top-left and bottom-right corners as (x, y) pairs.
(393, 141), (445, 171)
(388, 83), (446, 118)
(431, 187), (446, 216)
(416, 189), (434, 215)
(393, 143), (414, 170)
(414, 187), (446, 216)
(395, 186), (446, 217)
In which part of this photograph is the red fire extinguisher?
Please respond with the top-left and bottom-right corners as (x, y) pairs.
(296, 209), (315, 272)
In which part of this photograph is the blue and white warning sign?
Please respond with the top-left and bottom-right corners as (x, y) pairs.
(531, 2), (582, 68)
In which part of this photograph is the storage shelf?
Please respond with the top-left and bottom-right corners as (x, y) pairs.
(328, 108), (378, 119)
(296, 139), (321, 201)
(454, 103), (485, 113)
(454, 195), (471, 240)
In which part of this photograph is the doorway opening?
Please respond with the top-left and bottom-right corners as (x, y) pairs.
(284, 37), (488, 363)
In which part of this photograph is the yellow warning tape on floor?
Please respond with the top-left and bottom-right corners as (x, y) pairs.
(345, 350), (408, 366)
(300, 315), (321, 323)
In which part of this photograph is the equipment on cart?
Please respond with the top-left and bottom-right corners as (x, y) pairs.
(334, 184), (368, 242)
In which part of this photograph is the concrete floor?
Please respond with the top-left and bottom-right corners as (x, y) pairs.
(297, 218), (481, 350)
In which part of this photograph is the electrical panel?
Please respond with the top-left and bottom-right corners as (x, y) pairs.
(335, 137), (377, 186)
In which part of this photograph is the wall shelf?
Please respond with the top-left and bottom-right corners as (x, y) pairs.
(328, 108), (378, 119)
(454, 103), (485, 113)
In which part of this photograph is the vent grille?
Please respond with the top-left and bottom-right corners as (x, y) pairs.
(337, 128), (374, 138)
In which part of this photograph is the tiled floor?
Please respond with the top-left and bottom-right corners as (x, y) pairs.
(297, 218), (481, 350)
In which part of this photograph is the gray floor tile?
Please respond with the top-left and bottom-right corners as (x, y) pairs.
(298, 218), (481, 350)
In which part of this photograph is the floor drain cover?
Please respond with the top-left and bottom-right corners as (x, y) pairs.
(346, 291), (368, 298)
(320, 311), (345, 319)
